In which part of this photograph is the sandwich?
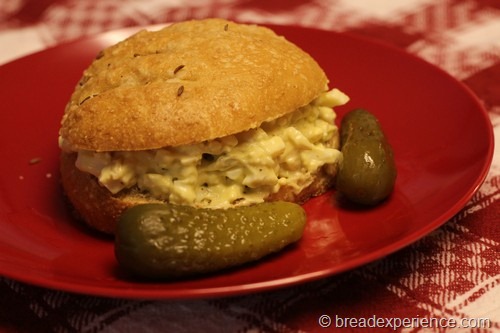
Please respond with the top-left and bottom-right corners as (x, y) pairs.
(59, 18), (349, 234)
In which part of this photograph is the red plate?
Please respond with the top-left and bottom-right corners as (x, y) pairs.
(0, 25), (493, 299)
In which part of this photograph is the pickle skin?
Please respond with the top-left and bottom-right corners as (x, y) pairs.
(336, 109), (397, 206)
(115, 202), (306, 279)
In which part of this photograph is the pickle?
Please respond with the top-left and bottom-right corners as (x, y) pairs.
(336, 109), (397, 205)
(115, 202), (306, 279)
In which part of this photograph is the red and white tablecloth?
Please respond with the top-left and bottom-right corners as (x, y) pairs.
(0, 0), (499, 332)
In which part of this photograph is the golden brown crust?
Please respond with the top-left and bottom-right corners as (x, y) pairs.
(60, 152), (158, 234)
(265, 164), (338, 204)
(59, 18), (328, 152)
(60, 152), (337, 235)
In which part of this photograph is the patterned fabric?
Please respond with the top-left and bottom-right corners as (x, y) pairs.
(0, 0), (499, 332)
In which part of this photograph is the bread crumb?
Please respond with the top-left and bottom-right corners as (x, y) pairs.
(29, 157), (41, 165)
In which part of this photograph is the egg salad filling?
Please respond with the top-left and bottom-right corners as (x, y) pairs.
(67, 88), (349, 208)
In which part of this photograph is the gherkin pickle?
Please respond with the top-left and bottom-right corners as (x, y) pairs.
(336, 109), (397, 205)
(115, 202), (306, 279)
